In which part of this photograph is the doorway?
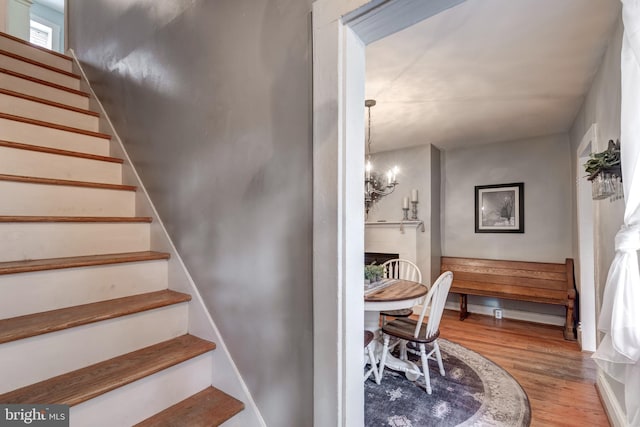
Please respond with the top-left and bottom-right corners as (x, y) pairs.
(312, 1), (466, 425)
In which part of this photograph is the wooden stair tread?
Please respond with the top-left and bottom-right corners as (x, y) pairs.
(0, 173), (136, 191)
(0, 48), (80, 79)
(0, 112), (110, 139)
(0, 67), (89, 97)
(0, 334), (216, 406)
(135, 387), (244, 427)
(0, 290), (191, 344)
(0, 140), (123, 163)
(0, 216), (152, 223)
(0, 31), (73, 61)
(0, 251), (170, 275)
(0, 88), (99, 116)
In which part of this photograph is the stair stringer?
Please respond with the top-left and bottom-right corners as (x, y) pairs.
(69, 49), (266, 427)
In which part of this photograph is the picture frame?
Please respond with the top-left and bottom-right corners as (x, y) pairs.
(474, 182), (524, 233)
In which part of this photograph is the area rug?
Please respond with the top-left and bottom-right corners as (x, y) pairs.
(365, 339), (531, 426)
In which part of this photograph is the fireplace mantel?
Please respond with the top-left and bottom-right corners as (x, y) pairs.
(365, 220), (425, 233)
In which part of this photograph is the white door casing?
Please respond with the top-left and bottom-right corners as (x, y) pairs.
(312, 1), (467, 425)
(576, 123), (599, 352)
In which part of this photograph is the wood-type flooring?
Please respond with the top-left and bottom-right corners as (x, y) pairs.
(437, 310), (610, 427)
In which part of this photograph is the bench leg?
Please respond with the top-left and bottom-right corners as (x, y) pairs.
(564, 300), (576, 341)
(459, 294), (469, 321)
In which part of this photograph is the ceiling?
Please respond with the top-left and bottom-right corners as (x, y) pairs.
(365, 0), (620, 153)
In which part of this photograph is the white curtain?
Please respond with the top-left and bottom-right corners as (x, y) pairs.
(592, 1), (640, 425)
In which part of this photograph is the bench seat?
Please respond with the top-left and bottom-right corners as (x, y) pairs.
(440, 256), (576, 340)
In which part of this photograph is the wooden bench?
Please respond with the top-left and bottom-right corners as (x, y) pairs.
(440, 256), (576, 340)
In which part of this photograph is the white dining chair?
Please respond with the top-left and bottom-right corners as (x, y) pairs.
(380, 259), (423, 323)
(378, 271), (453, 395)
(364, 330), (381, 384)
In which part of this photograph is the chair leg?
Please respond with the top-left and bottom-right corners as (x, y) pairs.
(433, 340), (445, 376)
(378, 335), (390, 381)
(367, 345), (381, 384)
(399, 340), (408, 361)
(419, 343), (432, 395)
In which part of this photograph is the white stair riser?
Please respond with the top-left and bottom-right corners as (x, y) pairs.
(0, 37), (73, 72)
(0, 71), (89, 109)
(1, 53), (80, 90)
(0, 304), (189, 394)
(0, 260), (168, 319)
(0, 222), (150, 261)
(0, 117), (109, 156)
(71, 352), (214, 427)
(0, 92), (98, 131)
(0, 181), (136, 216)
(0, 146), (121, 184)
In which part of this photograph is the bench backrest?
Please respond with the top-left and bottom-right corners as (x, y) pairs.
(440, 256), (575, 305)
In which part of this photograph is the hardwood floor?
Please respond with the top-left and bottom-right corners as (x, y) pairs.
(437, 310), (610, 427)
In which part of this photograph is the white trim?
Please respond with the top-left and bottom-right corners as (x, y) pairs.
(597, 371), (627, 427)
(444, 302), (565, 326)
(312, 1), (467, 425)
(68, 49), (266, 427)
(576, 123), (598, 352)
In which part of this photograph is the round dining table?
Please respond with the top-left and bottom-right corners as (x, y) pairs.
(364, 279), (429, 380)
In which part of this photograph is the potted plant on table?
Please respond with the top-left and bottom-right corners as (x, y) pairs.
(364, 262), (385, 285)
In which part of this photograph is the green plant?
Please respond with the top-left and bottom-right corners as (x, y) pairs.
(584, 140), (621, 180)
(364, 263), (385, 281)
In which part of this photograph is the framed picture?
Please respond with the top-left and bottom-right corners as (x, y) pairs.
(475, 182), (524, 233)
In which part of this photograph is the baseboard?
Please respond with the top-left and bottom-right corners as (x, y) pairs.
(596, 371), (627, 427)
(444, 301), (565, 326)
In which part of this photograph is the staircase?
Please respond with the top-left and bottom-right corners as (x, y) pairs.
(0, 32), (244, 426)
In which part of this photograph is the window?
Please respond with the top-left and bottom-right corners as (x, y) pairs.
(29, 20), (53, 50)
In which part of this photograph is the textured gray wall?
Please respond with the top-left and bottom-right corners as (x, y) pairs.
(68, 1), (313, 425)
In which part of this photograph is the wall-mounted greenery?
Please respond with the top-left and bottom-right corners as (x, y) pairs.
(584, 139), (621, 181)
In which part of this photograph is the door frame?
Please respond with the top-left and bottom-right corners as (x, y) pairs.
(311, 1), (466, 425)
(576, 123), (599, 352)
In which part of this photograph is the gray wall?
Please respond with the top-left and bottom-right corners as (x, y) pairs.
(569, 16), (627, 418)
(441, 134), (573, 317)
(366, 145), (431, 223)
(442, 134), (573, 263)
(68, 1), (313, 425)
(367, 144), (441, 282)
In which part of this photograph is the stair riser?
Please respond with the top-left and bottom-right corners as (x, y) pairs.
(0, 92), (98, 131)
(0, 71), (88, 109)
(0, 36), (72, 72)
(1, 53), (80, 90)
(0, 222), (150, 261)
(71, 352), (214, 427)
(0, 260), (169, 320)
(0, 304), (189, 394)
(0, 146), (121, 184)
(0, 117), (109, 156)
(0, 181), (135, 216)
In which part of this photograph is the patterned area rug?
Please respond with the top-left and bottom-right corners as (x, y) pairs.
(365, 339), (531, 426)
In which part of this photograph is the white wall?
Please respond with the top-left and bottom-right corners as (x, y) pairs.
(569, 16), (628, 423)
